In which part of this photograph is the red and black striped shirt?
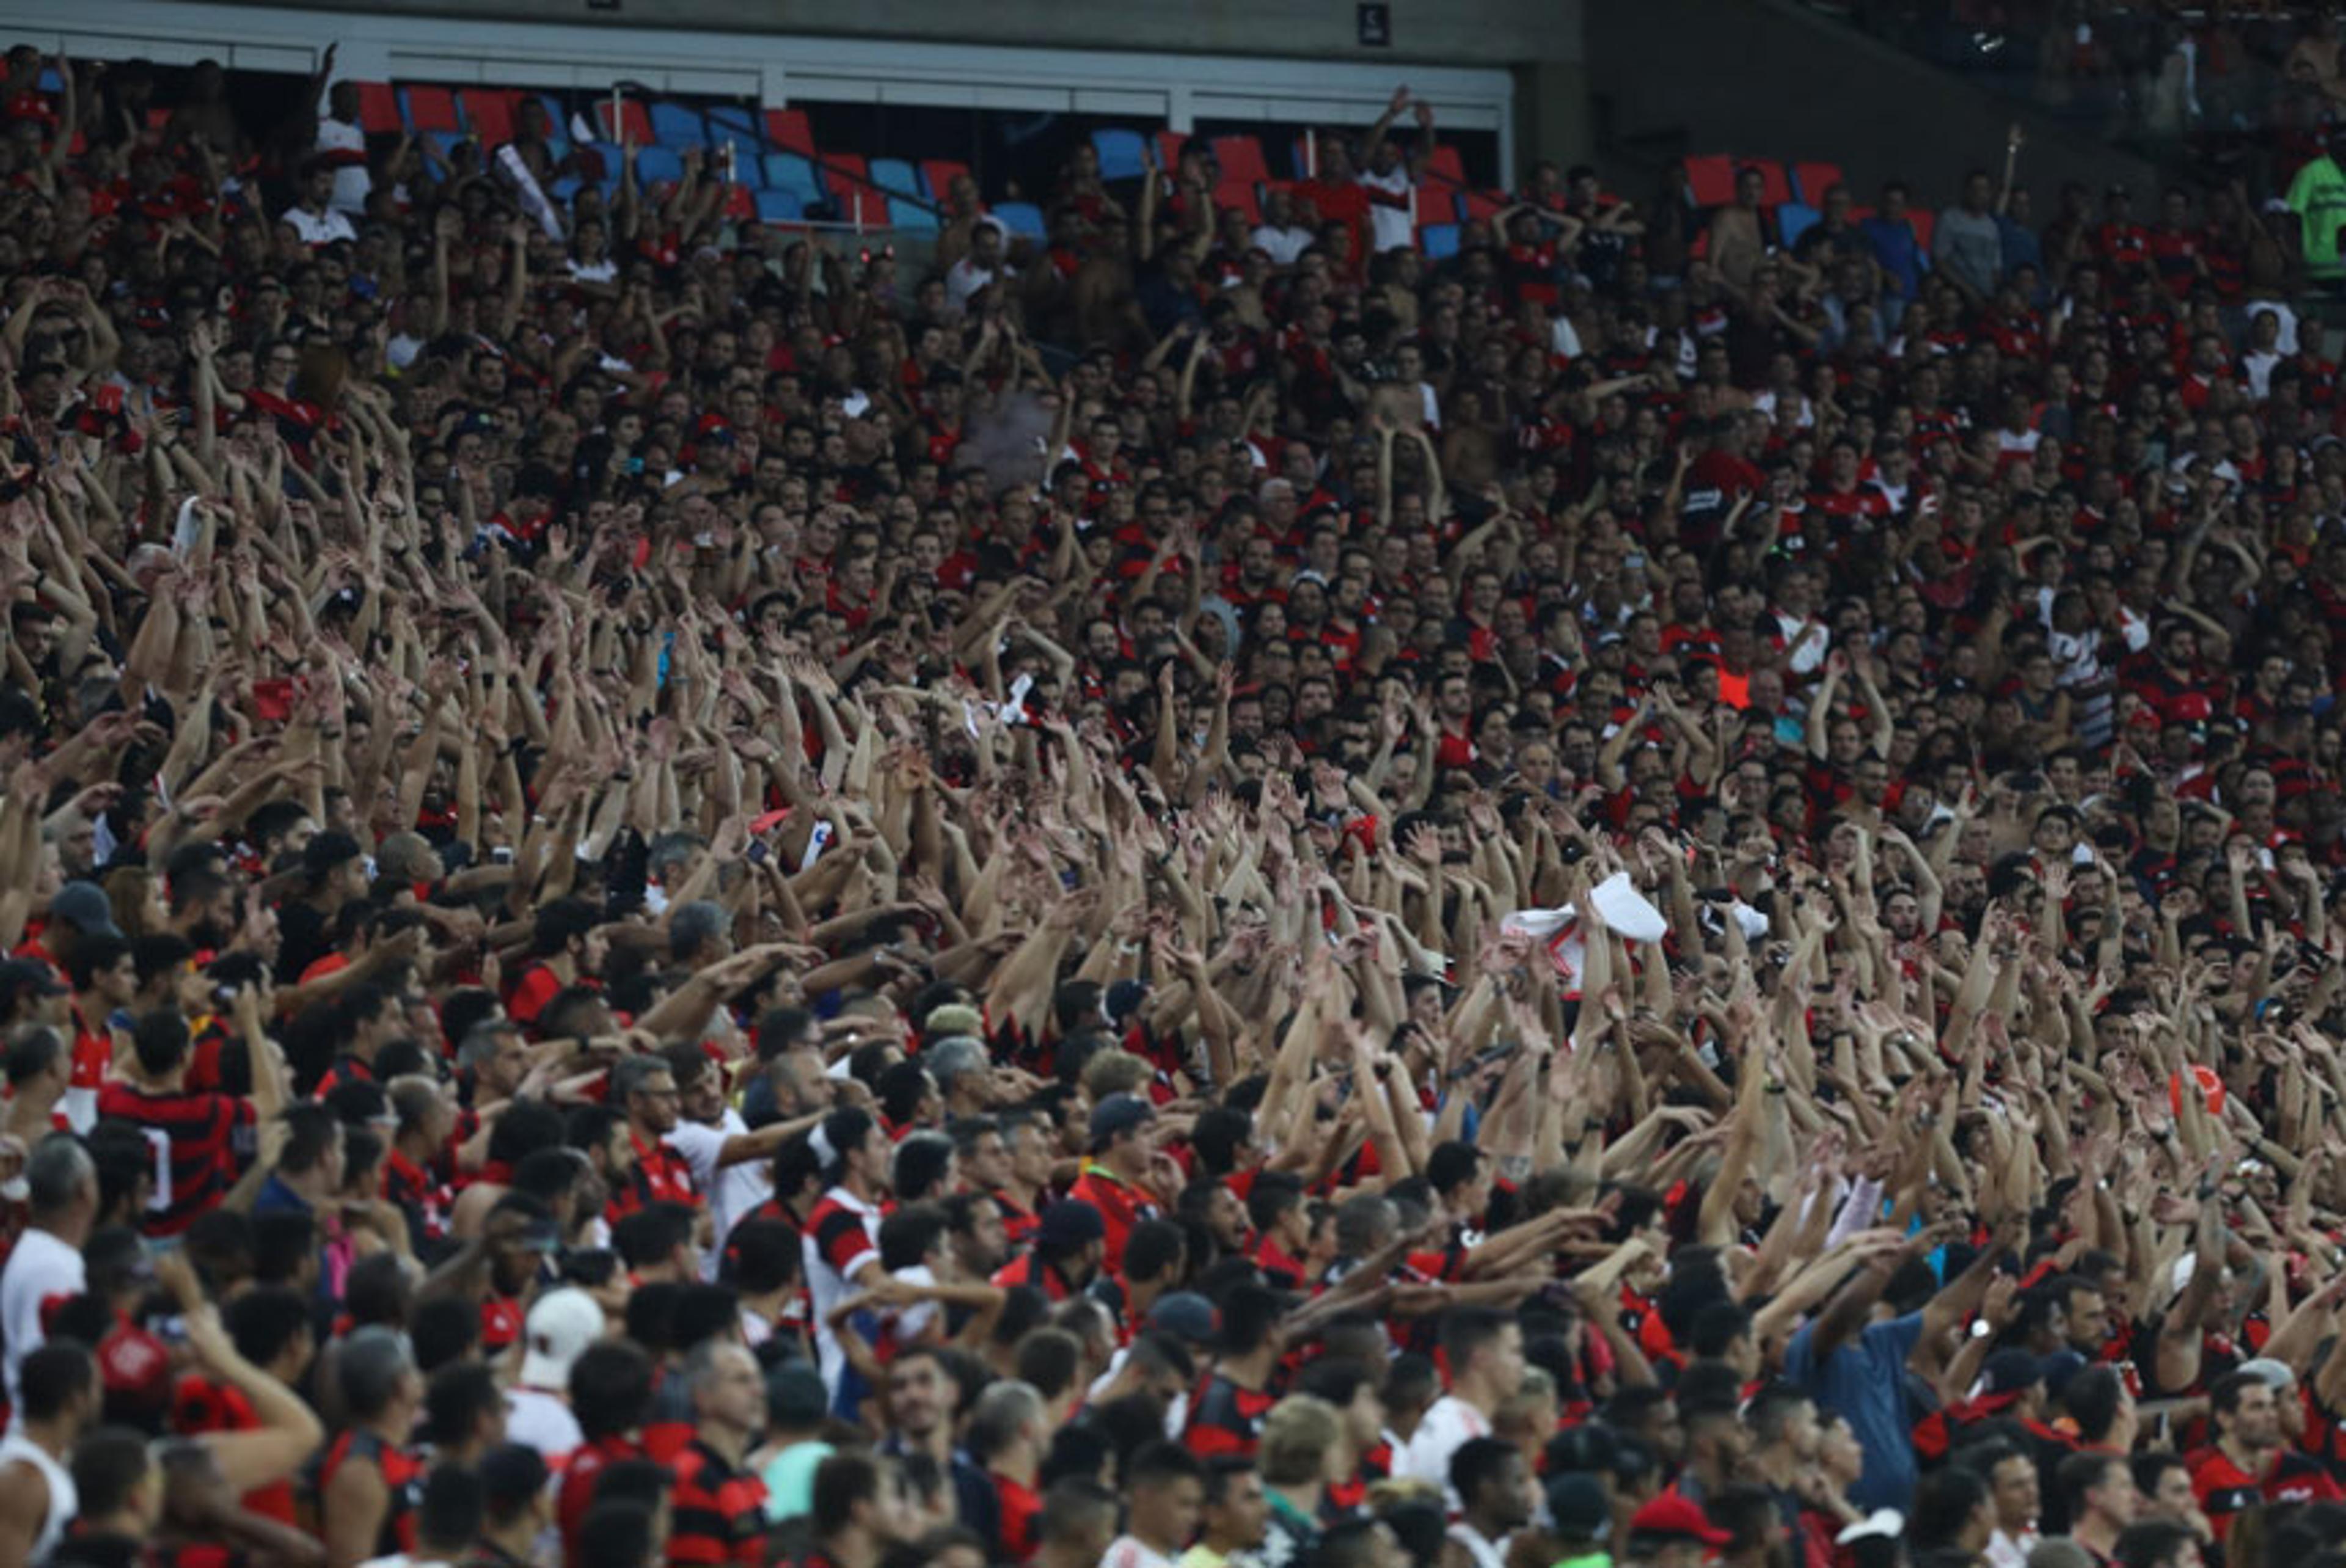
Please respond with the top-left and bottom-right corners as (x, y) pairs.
(667, 1437), (770, 1568)
(93, 1083), (254, 1237)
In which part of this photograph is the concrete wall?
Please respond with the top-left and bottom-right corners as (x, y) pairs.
(219, 0), (1585, 69)
(1585, 0), (2157, 211)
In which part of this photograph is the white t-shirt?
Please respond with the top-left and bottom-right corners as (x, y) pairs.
(503, 1386), (582, 1466)
(1392, 1393), (1491, 1510)
(664, 1111), (772, 1277)
(1100, 1536), (1180, 1568)
(946, 257), (1010, 307)
(282, 205), (357, 247)
(1358, 165), (1415, 252)
(1, 1228), (82, 1419)
(316, 115), (371, 214)
(1251, 222), (1314, 268)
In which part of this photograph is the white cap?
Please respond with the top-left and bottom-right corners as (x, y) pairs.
(519, 1288), (605, 1390)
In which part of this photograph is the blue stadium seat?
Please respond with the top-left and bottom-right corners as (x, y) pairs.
(763, 153), (824, 202)
(993, 201), (1046, 240)
(648, 101), (704, 148)
(707, 105), (762, 166)
(869, 158), (921, 198)
(755, 189), (805, 223)
(632, 145), (684, 186)
(1420, 222), (1461, 261)
(1776, 201), (1820, 249)
(1092, 128), (1147, 183)
(424, 130), (467, 164)
(888, 199), (938, 230)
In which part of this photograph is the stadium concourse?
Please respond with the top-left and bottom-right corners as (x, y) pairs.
(0, 20), (2343, 1568)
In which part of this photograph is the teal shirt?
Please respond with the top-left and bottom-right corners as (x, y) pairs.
(761, 1440), (835, 1522)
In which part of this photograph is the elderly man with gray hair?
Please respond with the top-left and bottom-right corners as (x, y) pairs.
(923, 1034), (993, 1119)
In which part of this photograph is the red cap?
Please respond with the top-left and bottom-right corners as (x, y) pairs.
(1630, 1493), (1731, 1547)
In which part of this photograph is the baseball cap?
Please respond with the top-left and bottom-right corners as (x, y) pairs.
(923, 1002), (982, 1040)
(1548, 1473), (1612, 1539)
(518, 1288), (604, 1390)
(0, 959), (65, 1010)
(47, 881), (121, 942)
(1631, 1493), (1730, 1547)
(1979, 1349), (2045, 1397)
(2240, 1357), (2297, 1392)
(1037, 1199), (1106, 1250)
(1145, 1291), (1220, 1347)
(1089, 1092), (1155, 1147)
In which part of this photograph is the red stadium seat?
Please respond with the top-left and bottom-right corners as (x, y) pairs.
(1422, 143), (1466, 190)
(1460, 188), (1506, 224)
(1741, 159), (1794, 209)
(1794, 160), (1846, 206)
(1210, 134), (1270, 186)
(1908, 208), (1935, 250)
(821, 153), (886, 227)
(1155, 129), (1187, 172)
(919, 159), (970, 203)
(356, 82), (401, 136)
(1683, 154), (1736, 208)
(765, 108), (816, 156)
(1212, 180), (1262, 225)
(593, 97), (652, 147)
(400, 85), (462, 136)
(459, 90), (519, 149)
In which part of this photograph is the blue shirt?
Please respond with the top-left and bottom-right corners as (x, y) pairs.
(1785, 1310), (1924, 1511)
(1862, 216), (1924, 299)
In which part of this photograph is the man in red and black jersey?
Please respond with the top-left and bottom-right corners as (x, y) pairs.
(1067, 1093), (1168, 1274)
(169, 1283), (314, 1531)
(665, 1341), (771, 1568)
(96, 1005), (269, 1238)
(2188, 1368), (2341, 1542)
(1183, 1284), (1285, 1459)
(991, 1200), (1106, 1303)
(558, 1340), (656, 1558)
(320, 1327), (429, 1568)
(607, 1055), (701, 1227)
(310, 982), (400, 1101)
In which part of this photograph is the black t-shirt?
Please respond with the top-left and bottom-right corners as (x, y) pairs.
(272, 899), (330, 986)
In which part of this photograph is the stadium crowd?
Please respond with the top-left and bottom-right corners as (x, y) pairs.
(0, 29), (2342, 1568)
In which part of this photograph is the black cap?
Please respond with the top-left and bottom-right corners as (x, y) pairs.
(1088, 1092), (1155, 1147)
(1038, 1199), (1106, 1250)
(0, 959), (65, 1010)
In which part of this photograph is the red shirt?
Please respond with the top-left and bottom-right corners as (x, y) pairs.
(560, 1434), (645, 1555)
(608, 1128), (701, 1223)
(1065, 1164), (1159, 1275)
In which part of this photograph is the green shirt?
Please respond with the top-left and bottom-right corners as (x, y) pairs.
(2287, 154), (2346, 278)
(1554, 1552), (1613, 1568)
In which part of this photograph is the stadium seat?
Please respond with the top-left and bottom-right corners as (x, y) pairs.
(1211, 135), (1270, 186)
(1683, 153), (1736, 208)
(424, 130), (467, 164)
(722, 183), (756, 221)
(648, 101), (704, 149)
(868, 158), (921, 199)
(400, 85), (462, 135)
(1420, 223), (1461, 260)
(762, 152), (825, 203)
(1422, 144), (1467, 191)
(1212, 181), (1262, 224)
(919, 160), (971, 203)
(593, 98), (653, 147)
(820, 155), (886, 226)
(993, 201), (1046, 239)
(356, 82), (402, 136)
(583, 140), (622, 182)
(889, 199), (939, 230)
(1092, 128), (1147, 182)
(1460, 189), (1505, 224)
(764, 108), (815, 156)
(1794, 160), (1846, 206)
(632, 145), (684, 187)
(458, 90), (518, 149)
(1741, 159), (1794, 208)
(1777, 201), (1820, 248)
(755, 189), (805, 223)
(708, 106), (762, 166)
(1156, 129), (1188, 172)
(1908, 208), (1935, 250)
